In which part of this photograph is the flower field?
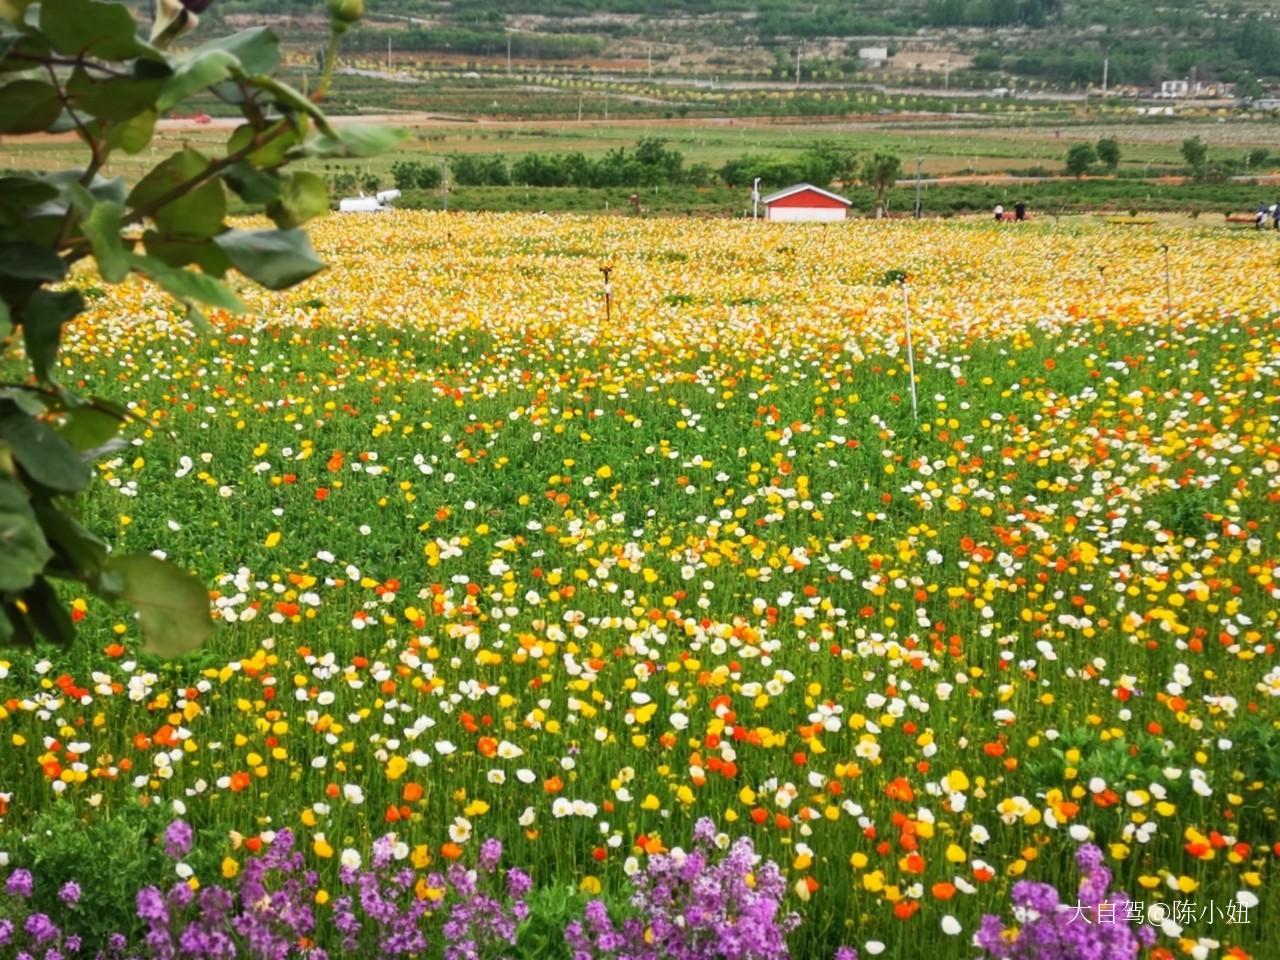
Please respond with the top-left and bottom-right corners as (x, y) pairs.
(1, 212), (1278, 959)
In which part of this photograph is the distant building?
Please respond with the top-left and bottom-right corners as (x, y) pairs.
(761, 184), (851, 222)
(1158, 79), (1233, 99)
(857, 46), (889, 66)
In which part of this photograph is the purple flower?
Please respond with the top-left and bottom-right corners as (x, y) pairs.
(24, 913), (59, 945)
(478, 838), (502, 873)
(567, 820), (796, 960)
(5, 868), (34, 899)
(57, 881), (81, 908)
(164, 820), (194, 860)
(834, 948), (859, 960)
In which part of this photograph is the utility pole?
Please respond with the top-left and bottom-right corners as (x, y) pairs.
(752, 177), (761, 221)
(648, 45), (653, 79)
(914, 155), (922, 219)
(507, 34), (512, 74)
(1101, 56), (1109, 96)
(387, 35), (391, 70)
(796, 41), (802, 87)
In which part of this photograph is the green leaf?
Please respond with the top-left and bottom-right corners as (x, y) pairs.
(40, 0), (162, 62)
(0, 300), (9, 341)
(188, 27), (280, 76)
(266, 171), (328, 229)
(129, 253), (245, 314)
(214, 228), (324, 290)
(0, 242), (66, 281)
(0, 386), (45, 416)
(0, 29), (49, 74)
(0, 475), (53, 593)
(156, 49), (237, 113)
(126, 149), (225, 239)
(0, 407), (90, 493)
(58, 405), (122, 452)
(102, 554), (212, 657)
(227, 121), (302, 168)
(20, 288), (84, 382)
(248, 76), (335, 136)
(22, 576), (74, 645)
(141, 230), (230, 277)
(33, 500), (108, 576)
(0, 79), (61, 134)
(69, 186), (129, 282)
(66, 66), (165, 122)
(106, 109), (157, 155)
(300, 124), (407, 159)
(223, 162), (281, 205)
(0, 175), (59, 209)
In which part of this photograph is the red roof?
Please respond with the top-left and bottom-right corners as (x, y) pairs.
(761, 183), (851, 208)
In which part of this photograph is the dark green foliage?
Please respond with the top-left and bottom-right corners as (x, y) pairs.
(391, 159), (443, 190)
(1064, 143), (1097, 177)
(0, 2), (397, 653)
(1095, 137), (1120, 171)
(1182, 136), (1209, 179)
(8, 800), (200, 952)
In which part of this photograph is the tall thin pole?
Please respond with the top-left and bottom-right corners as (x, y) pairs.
(796, 42), (802, 87)
(440, 158), (448, 211)
(387, 35), (391, 70)
(507, 35), (512, 74)
(1101, 56), (1109, 95)
(648, 45), (653, 79)
(901, 281), (918, 423)
(1162, 242), (1173, 332)
(914, 155), (922, 219)
(752, 177), (761, 221)
(601, 266), (613, 324)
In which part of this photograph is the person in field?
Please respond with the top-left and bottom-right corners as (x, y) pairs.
(1015, 201), (1027, 222)
(994, 203), (1004, 222)
(1257, 204), (1268, 230)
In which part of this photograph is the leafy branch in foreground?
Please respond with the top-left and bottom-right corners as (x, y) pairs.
(0, 0), (402, 655)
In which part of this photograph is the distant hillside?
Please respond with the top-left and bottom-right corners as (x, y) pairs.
(205, 0), (1280, 91)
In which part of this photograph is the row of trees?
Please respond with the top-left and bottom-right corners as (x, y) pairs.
(384, 140), (903, 206)
(925, 0), (1062, 28)
(1064, 136), (1270, 181)
(381, 140), (906, 217)
(442, 139), (717, 188)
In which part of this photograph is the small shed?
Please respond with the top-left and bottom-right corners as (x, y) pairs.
(761, 184), (851, 222)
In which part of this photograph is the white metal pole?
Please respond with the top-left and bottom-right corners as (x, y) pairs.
(902, 281), (918, 422)
(752, 177), (760, 221)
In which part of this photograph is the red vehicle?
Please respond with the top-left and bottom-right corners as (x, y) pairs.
(169, 112), (212, 124)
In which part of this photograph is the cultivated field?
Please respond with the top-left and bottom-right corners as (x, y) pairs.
(1, 213), (1277, 959)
